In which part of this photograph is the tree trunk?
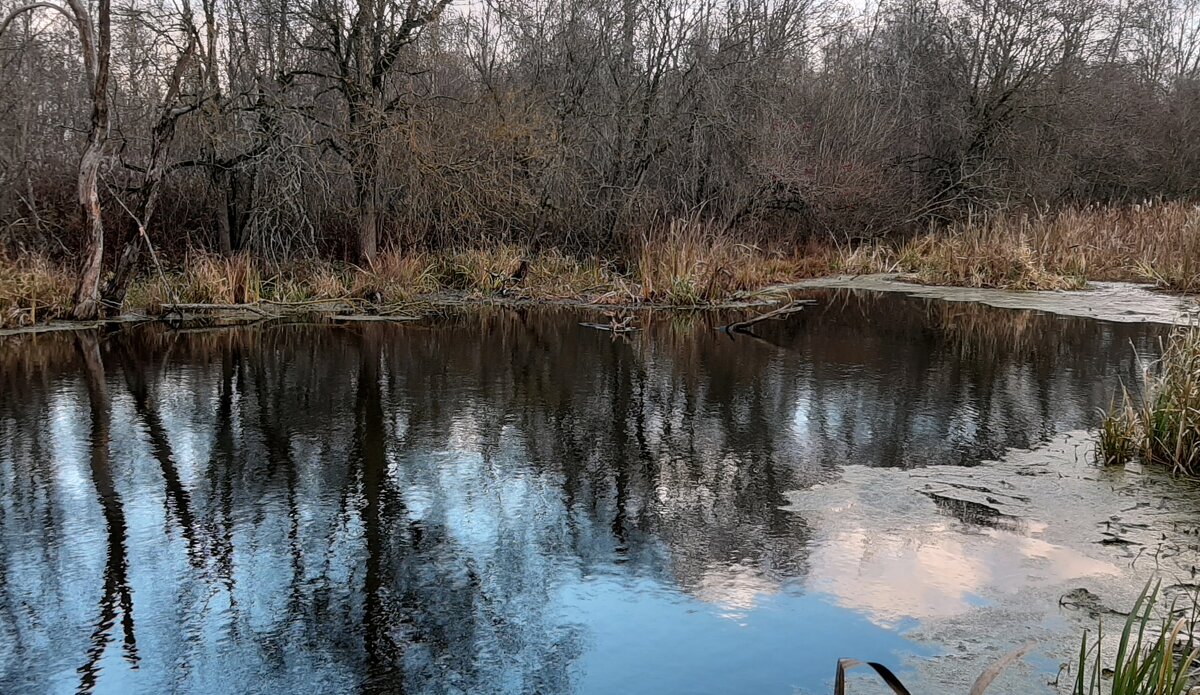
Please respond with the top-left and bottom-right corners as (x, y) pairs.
(101, 222), (140, 310)
(70, 0), (111, 321)
(100, 124), (174, 311)
(71, 122), (108, 319)
(215, 170), (233, 254)
(352, 136), (379, 264)
(356, 174), (379, 264)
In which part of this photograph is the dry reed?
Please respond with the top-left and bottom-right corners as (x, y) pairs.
(840, 201), (1200, 292)
(7, 203), (1200, 328)
(1097, 328), (1200, 476)
(0, 252), (75, 327)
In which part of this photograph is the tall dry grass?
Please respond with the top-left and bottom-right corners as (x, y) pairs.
(129, 252), (262, 310)
(633, 220), (807, 304)
(898, 227), (1088, 290)
(1098, 328), (1200, 475)
(428, 245), (619, 300)
(128, 251), (445, 311)
(5, 239), (791, 328)
(7, 202), (1200, 328)
(0, 252), (75, 327)
(842, 202), (1200, 292)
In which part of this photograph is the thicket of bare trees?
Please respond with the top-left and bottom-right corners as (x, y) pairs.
(2, 0), (1200, 294)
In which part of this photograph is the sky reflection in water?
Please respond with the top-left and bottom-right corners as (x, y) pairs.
(0, 290), (1165, 694)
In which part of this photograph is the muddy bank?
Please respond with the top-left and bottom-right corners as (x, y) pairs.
(787, 274), (1199, 326)
(784, 430), (1200, 694)
(3, 272), (1195, 338)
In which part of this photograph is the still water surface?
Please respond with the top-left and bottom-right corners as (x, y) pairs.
(0, 291), (1166, 694)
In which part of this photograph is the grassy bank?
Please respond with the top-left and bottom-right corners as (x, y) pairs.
(4, 202), (1200, 329)
(0, 228), (827, 328)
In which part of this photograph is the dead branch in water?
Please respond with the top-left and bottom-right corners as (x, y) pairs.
(331, 314), (420, 322)
(580, 322), (639, 333)
(581, 313), (638, 333)
(719, 299), (815, 334)
(162, 303), (272, 317)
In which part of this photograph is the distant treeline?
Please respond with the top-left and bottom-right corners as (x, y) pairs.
(2, 0), (1199, 265)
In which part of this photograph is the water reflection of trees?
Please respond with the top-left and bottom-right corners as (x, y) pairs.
(0, 293), (1162, 692)
(76, 333), (139, 687)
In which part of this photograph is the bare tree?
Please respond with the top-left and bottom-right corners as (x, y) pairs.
(1, 0), (111, 318)
(3, 0), (1200, 274)
(102, 13), (198, 310)
(299, 0), (453, 262)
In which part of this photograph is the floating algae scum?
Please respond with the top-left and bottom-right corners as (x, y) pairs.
(0, 284), (1198, 694)
(789, 277), (1200, 693)
(788, 431), (1200, 693)
(789, 274), (1200, 326)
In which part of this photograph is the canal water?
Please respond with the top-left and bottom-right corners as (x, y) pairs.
(0, 290), (1181, 694)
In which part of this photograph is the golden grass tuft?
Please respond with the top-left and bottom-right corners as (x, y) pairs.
(520, 249), (616, 300)
(301, 263), (352, 299)
(0, 252), (74, 327)
(129, 252), (262, 311)
(633, 220), (801, 304)
(836, 201), (1200, 291)
(635, 228), (731, 305)
(360, 251), (440, 300)
(832, 241), (898, 276)
(438, 245), (528, 294)
(1096, 396), (1139, 467)
(897, 228), (1088, 290)
(1098, 328), (1200, 475)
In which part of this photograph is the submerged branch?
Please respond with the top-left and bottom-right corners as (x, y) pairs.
(162, 303), (272, 316)
(719, 299), (815, 334)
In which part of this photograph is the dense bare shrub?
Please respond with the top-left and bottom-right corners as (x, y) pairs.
(4, 0), (1200, 313)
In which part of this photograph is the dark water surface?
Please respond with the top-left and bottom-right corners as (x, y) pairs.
(0, 291), (1166, 694)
